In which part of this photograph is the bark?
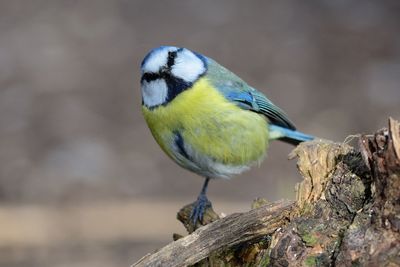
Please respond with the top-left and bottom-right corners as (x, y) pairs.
(132, 118), (400, 267)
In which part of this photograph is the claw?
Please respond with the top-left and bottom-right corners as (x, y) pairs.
(190, 193), (211, 224)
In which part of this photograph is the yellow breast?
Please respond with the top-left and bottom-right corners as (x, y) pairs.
(142, 77), (269, 169)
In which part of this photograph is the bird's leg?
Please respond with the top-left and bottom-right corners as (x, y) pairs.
(190, 177), (212, 224)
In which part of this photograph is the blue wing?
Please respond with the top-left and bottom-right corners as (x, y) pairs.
(205, 58), (296, 130)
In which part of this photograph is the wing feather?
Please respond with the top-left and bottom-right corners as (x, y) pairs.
(205, 58), (296, 130)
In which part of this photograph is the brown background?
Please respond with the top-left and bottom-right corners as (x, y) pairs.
(0, 1), (399, 266)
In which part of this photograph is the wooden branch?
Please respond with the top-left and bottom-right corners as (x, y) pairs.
(132, 200), (294, 267)
(132, 117), (400, 267)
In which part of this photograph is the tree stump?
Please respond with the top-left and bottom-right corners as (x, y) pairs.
(132, 118), (400, 267)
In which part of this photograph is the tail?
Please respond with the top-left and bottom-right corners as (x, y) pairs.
(269, 124), (314, 146)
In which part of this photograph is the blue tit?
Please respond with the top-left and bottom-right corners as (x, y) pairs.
(140, 46), (314, 224)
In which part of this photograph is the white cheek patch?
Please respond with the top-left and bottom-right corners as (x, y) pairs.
(172, 49), (205, 82)
(141, 79), (168, 107)
(142, 47), (176, 73)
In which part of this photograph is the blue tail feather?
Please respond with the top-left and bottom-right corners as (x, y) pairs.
(269, 125), (314, 146)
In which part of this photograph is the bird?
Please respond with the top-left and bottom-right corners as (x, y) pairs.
(140, 46), (314, 224)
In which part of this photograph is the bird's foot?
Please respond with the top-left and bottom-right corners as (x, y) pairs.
(190, 193), (212, 225)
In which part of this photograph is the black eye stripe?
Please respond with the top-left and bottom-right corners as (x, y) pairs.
(142, 50), (178, 83)
(167, 51), (177, 68)
(141, 72), (161, 83)
(141, 49), (180, 83)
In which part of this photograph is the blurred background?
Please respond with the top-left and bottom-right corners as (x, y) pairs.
(0, 1), (399, 266)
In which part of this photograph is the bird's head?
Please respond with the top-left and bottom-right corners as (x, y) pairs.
(140, 46), (207, 108)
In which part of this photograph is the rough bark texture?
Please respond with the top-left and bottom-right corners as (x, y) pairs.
(132, 118), (400, 267)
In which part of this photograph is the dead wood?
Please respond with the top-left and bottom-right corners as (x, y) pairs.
(132, 117), (400, 267)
